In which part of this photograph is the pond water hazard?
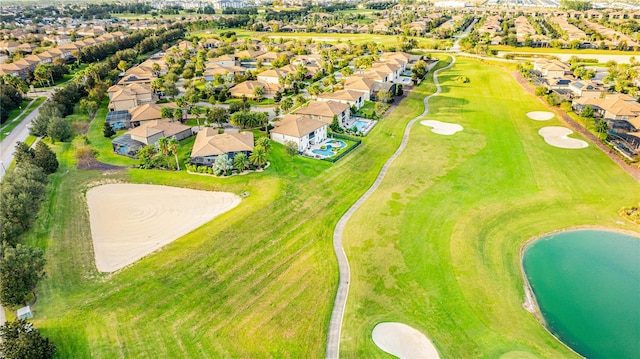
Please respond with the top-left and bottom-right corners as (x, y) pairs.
(522, 229), (640, 358)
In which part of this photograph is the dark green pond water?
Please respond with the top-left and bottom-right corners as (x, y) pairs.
(523, 230), (640, 359)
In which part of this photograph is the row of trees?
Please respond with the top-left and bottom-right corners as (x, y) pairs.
(0, 79), (24, 124)
(0, 140), (58, 358)
(29, 82), (87, 143)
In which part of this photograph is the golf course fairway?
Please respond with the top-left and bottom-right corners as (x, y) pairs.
(339, 57), (640, 357)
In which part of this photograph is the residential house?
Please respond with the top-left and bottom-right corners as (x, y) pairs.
(16, 43), (37, 54)
(190, 129), (254, 166)
(370, 62), (402, 82)
(294, 100), (350, 127)
(107, 83), (155, 112)
(203, 64), (246, 82)
(128, 103), (176, 127)
(257, 51), (292, 66)
(138, 58), (169, 76)
(229, 81), (282, 99)
(257, 68), (289, 85)
(317, 89), (365, 110)
(568, 80), (608, 99)
(534, 59), (571, 79)
(0, 63), (26, 78)
(344, 76), (396, 102)
(343, 76), (378, 101)
(573, 94), (640, 129)
(112, 119), (193, 157)
(202, 38), (223, 49)
(118, 66), (156, 85)
(208, 55), (238, 68)
(0, 41), (20, 53)
(270, 114), (327, 152)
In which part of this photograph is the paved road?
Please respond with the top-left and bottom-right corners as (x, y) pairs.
(451, 18), (478, 53)
(324, 55), (456, 359)
(0, 99), (47, 181)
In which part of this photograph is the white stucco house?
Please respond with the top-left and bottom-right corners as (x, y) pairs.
(270, 114), (327, 152)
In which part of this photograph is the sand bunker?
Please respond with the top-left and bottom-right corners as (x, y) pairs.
(538, 126), (588, 149)
(87, 184), (241, 272)
(420, 120), (463, 135)
(526, 111), (554, 121)
(372, 322), (440, 359)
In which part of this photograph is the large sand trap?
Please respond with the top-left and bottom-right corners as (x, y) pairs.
(526, 111), (554, 121)
(420, 120), (463, 135)
(538, 126), (588, 149)
(372, 322), (440, 359)
(87, 184), (241, 272)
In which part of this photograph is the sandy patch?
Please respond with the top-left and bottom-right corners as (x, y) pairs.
(420, 120), (463, 135)
(538, 126), (588, 149)
(526, 111), (554, 121)
(87, 184), (241, 272)
(372, 322), (440, 359)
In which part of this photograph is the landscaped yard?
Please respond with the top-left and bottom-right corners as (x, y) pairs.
(86, 98), (138, 167)
(19, 55), (640, 358)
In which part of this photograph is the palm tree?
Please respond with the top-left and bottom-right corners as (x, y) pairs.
(249, 145), (267, 169)
(173, 108), (183, 123)
(256, 137), (272, 153)
(167, 137), (180, 171)
(280, 97), (293, 113)
(151, 78), (164, 94)
(253, 86), (265, 101)
(233, 152), (249, 172)
(190, 106), (202, 129)
(157, 137), (170, 168)
(161, 107), (174, 122)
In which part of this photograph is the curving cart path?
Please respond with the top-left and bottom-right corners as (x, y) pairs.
(325, 55), (456, 358)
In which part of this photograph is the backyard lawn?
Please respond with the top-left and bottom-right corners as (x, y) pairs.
(21, 55), (640, 358)
(340, 57), (640, 357)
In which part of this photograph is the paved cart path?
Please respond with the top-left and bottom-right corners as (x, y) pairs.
(325, 55), (456, 358)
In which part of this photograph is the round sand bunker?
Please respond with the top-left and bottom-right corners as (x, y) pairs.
(372, 322), (440, 359)
(420, 120), (463, 135)
(538, 126), (588, 149)
(87, 184), (241, 272)
(526, 111), (554, 121)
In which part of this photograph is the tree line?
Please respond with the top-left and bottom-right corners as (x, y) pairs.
(0, 142), (59, 359)
(0, 80), (24, 125)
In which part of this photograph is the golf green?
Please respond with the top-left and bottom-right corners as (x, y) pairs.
(523, 230), (640, 358)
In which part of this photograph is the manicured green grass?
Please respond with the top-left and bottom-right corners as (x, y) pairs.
(354, 100), (388, 119)
(27, 55), (639, 358)
(29, 56), (452, 357)
(3, 98), (32, 125)
(491, 45), (639, 56)
(86, 98), (138, 167)
(195, 29), (438, 48)
(0, 97), (46, 141)
(340, 57), (640, 357)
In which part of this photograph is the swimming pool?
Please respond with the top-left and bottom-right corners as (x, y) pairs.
(354, 120), (369, 132)
(311, 140), (347, 157)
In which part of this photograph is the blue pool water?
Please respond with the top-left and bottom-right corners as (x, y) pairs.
(354, 120), (369, 132)
(326, 140), (346, 149)
(312, 140), (347, 157)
